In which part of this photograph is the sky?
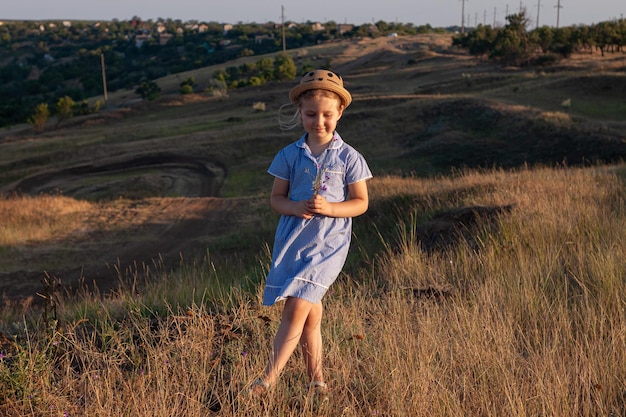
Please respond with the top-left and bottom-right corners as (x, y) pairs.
(2, 0), (624, 29)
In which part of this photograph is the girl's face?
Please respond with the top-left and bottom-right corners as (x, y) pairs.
(299, 94), (343, 143)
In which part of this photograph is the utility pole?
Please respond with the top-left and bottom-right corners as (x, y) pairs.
(555, 0), (562, 28)
(536, 0), (541, 27)
(281, 5), (286, 52)
(493, 7), (497, 26)
(460, 0), (467, 33)
(100, 52), (108, 103)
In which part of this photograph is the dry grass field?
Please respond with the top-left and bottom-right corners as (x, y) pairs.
(0, 34), (625, 416)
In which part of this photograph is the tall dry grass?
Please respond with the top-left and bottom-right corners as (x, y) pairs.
(1, 164), (625, 416)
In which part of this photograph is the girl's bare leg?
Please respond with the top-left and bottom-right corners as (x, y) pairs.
(262, 297), (314, 386)
(299, 301), (324, 383)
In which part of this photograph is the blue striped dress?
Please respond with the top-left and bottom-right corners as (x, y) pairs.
(263, 132), (372, 306)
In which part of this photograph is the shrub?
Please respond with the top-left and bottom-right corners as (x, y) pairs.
(55, 96), (75, 128)
(135, 80), (162, 101)
(204, 79), (228, 99)
(180, 77), (195, 95)
(27, 103), (49, 132)
(180, 84), (194, 95)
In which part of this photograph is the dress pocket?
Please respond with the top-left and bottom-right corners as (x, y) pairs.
(321, 163), (345, 200)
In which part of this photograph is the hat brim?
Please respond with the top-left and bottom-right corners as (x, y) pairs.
(289, 81), (352, 108)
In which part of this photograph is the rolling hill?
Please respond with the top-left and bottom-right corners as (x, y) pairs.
(1, 33), (625, 301)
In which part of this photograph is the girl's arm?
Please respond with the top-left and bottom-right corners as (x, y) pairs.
(307, 180), (369, 218)
(270, 177), (315, 219)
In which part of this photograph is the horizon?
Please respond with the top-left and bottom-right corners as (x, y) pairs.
(2, 0), (624, 29)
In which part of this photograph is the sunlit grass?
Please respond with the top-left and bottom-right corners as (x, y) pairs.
(1, 164), (625, 416)
(0, 194), (93, 246)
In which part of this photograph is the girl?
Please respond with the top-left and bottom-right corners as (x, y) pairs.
(249, 70), (372, 397)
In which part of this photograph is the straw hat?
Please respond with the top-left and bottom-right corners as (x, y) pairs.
(289, 69), (352, 108)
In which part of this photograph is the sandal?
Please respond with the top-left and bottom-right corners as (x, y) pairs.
(246, 378), (270, 397)
(308, 381), (329, 404)
(308, 381), (328, 390)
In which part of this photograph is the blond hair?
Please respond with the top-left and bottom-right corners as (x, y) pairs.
(278, 89), (344, 131)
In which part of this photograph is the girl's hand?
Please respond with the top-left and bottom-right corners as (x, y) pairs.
(270, 178), (315, 219)
(269, 177), (368, 220)
(306, 194), (331, 216)
(295, 200), (315, 219)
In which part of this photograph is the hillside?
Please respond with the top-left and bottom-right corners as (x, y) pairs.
(1, 33), (625, 301)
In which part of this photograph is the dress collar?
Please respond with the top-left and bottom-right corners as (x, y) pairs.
(296, 131), (344, 150)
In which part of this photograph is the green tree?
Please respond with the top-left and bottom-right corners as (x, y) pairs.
(575, 25), (595, 52)
(55, 95), (75, 128)
(256, 57), (275, 81)
(28, 103), (49, 132)
(593, 21), (620, 56)
(490, 12), (532, 65)
(453, 24), (497, 59)
(273, 53), (296, 81)
(550, 27), (575, 57)
(533, 26), (554, 53)
(472, 25), (497, 57)
(135, 79), (161, 100)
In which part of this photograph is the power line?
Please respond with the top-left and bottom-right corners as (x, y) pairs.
(555, 0), (563, 28)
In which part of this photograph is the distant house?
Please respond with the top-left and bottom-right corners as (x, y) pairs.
(157, 23), (166, 33)
(159, 33), (173, 46)
(223, 24), (233, 34)
(311, 22), (325, 31)
(198, 23), (209, 33)
(135, 34), (150, 48)
(338, 24), (353, 34)
(62, 21), (72, 27)
(255, 34), (275, 44)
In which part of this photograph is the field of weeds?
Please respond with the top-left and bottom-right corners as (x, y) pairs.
(1, 164), (625, 416)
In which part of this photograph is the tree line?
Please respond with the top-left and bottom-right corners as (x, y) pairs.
(0, 18), (439, 128)
(453, 12), (626, 66)
(2, 14), (624, 129)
